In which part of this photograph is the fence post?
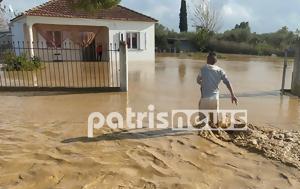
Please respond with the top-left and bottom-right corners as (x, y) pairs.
(292, 41), (300, 96)
(119, 42), (128, 92)
(281, 50), (288, 95)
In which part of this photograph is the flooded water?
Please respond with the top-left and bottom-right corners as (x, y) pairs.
(128, 55), (300, 130)
(0, 55), (299, 129)
(1, 55), (300, 189)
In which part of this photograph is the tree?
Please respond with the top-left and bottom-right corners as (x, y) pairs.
(295, 29), (300, 39)
(155, 23), (170, 51)
(193, 0), (220, 32)
(0, 2), (8, 31)
(195, 28), (213, 51)
(192, 0), (219, 51)
(72, 0), (121, 11)
(179, 0), (188, 32)
(0, 2), (20, 31)
(0, 13), (7, 31)
(222, 21), (251, 43)
(235, 22), (250, 30)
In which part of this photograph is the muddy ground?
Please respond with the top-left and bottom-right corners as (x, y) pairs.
(200, 124), (300, 170)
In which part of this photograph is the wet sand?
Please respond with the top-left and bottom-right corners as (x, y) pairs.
(1, 124), (300, 189)
(0, 55), (300, 188)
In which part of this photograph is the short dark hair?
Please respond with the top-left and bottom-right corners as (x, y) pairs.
(207, 51), (217, 64)
(208, 51), (216, 57)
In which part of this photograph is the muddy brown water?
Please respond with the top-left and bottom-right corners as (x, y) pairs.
(129, 55), (299, 130)
(0, 55), (299, 129)
(0, 55), (300, 189)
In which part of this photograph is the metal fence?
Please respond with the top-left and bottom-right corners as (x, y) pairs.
(0, 41), (120, 91)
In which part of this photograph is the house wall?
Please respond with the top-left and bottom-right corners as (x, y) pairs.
(108, 23), (155, 62)
(10, 17), (26, 43)
(10, 16), (156, 62)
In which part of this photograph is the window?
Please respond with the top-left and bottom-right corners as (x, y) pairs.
(46, 31), (62, 48)
(126, 32), (138, 49)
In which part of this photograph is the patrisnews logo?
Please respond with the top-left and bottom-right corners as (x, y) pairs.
(172, 109), (247, 131)
(88, 105), (248, 138)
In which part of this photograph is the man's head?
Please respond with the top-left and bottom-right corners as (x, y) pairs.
(207, 52), (217, 65)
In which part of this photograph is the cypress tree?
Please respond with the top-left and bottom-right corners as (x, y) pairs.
(179, 0), (188, 32)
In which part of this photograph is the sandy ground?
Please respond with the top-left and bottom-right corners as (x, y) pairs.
(0, 120), (300, 189)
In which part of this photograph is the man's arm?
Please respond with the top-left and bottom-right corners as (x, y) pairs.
(221, 70), (238, 105)
(197, 74), (202, 85)
(196, 74), (204, 96)
(225, 82), (238, 105)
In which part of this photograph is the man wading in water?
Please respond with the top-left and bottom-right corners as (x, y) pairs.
(197, 52), (238, 126)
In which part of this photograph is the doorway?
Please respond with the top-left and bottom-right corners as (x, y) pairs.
(82, 40), (96, 61)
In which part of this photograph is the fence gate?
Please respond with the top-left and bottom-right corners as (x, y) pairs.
(0, 41), (121, 92)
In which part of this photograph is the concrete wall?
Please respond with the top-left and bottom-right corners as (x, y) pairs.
(292, 43), (300, 96)
(10, 16), (156, 62)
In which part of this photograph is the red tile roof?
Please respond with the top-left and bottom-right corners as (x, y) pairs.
(17, 0), (157, 22)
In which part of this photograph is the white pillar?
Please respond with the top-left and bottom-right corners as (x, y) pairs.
(119, 42), (128, 92)
(28, 24), (35, 57)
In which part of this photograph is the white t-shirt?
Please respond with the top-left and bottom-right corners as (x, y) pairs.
(197, 64), (230, 99)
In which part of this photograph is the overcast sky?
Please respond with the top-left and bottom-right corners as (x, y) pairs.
(2, 0), (300, 33)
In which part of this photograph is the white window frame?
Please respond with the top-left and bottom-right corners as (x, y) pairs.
(126, 32), (139, 50)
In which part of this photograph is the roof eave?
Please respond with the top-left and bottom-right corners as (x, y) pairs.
(10, 14), (26, 23)
(22, 2), (158, 23)
(17, 14), (158, 23)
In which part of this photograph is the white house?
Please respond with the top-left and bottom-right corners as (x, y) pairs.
(9, 0), (157, 62)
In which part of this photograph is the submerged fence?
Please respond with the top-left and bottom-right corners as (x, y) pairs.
(0, 41), (121, 90)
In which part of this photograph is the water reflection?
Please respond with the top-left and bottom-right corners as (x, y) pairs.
(0, 91), (129, 123)
(178, 63), (186, 83)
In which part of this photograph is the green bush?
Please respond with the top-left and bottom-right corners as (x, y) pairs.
(3, 51), (41, 71)
(3, 51), (16, 70)
(255, 42), (280, 56)
(207, 39), (257, 55)
(206, 39), (282, 56)
(31, 56), (41, 69)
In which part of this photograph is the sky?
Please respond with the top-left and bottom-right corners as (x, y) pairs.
(2, 0), (300, 33)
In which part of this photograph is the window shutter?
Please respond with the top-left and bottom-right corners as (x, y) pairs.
(119, 32), (124, 42)
(139, 32), (146, 50)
